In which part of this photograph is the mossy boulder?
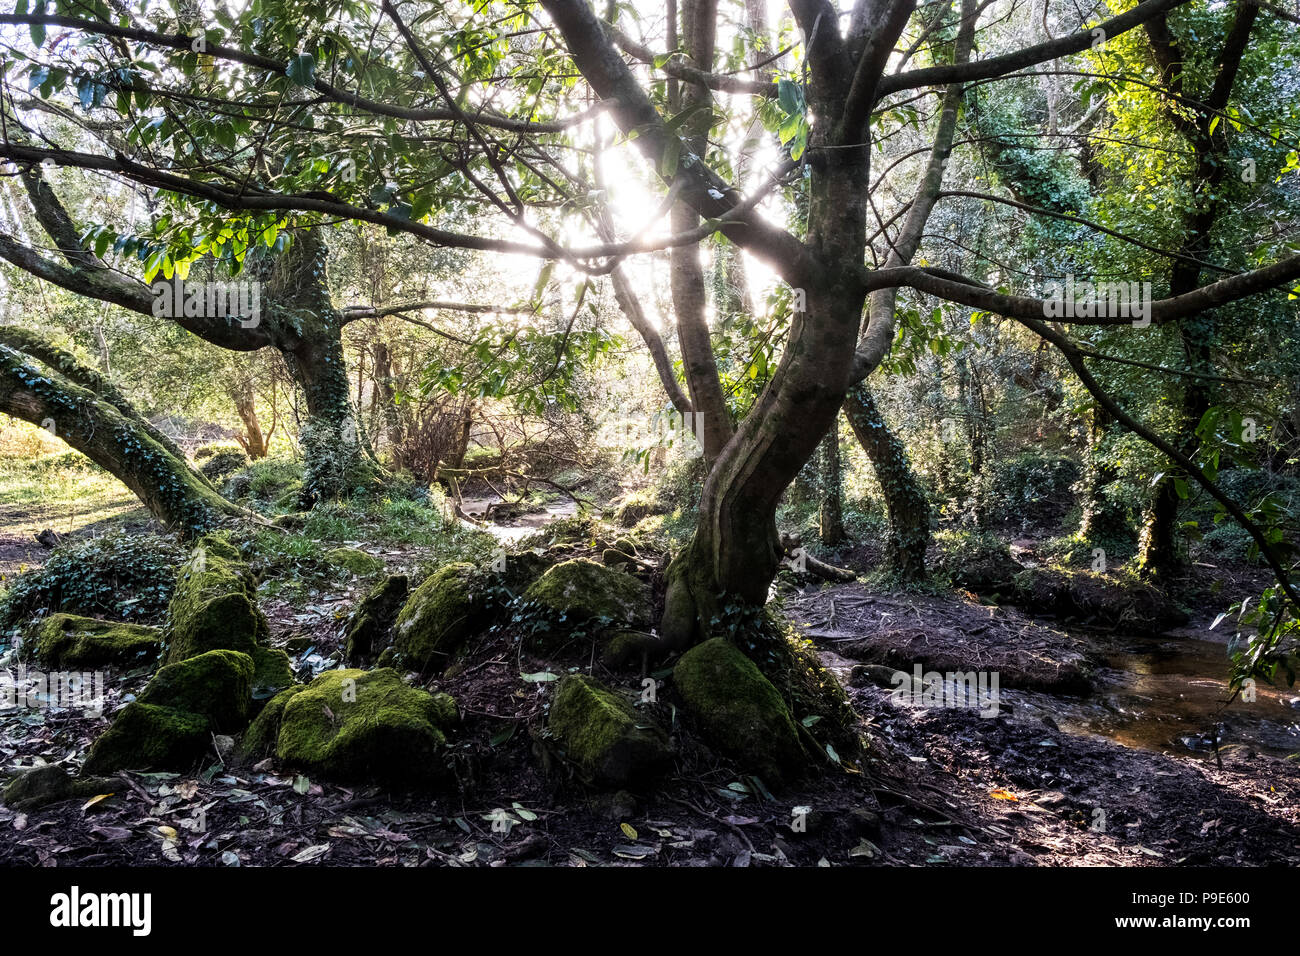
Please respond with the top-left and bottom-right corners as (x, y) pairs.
(238, 685), (306, 760)
(260, 669), (457, 783)
(137, 650), (253, 732)
(523, 559), (650, 626)
(33, 613), (161, 669)
(2, 764), (121, 812)
(325, 547), (384, 576)
(344, 574), (409, 666)
(673, 638), (806, 786)
(393, 564), (489, 668)
(81, 703), (211, 775)
(251, 647), (294, 695)
(549, 676), (671, 787)
(165, 533), (268, 663)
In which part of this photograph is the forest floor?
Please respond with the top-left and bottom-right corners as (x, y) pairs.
(2, 559), (1297, 866)
(1, 462), (1297, 866)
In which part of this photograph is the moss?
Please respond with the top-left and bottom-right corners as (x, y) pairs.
(324, 547), (384, 576)
(34, 613), (161, 669)
(165, 532), (268, 663)
(238, 685), (306, 760)
(81, 703), (211, 775)
(137, 649), (254, 732)
(393, 563), (489, 668)
(549, 676), (670, 787)
(614, 493), (664, 528)
(344, 574), (409, 665)
(602, 548), (635, 569)
(673, 637), (806, 786)
(251, 647), (294, 694)
(601, 629), (661, 670)
(2, 764), (121, 811)
(522, 558), (650, 626)
(273, 668), (457, 782)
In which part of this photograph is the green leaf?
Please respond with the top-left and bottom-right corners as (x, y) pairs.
(285, 53), (316, 87)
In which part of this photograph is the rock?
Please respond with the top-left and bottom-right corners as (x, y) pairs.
(673, 638), (806, 786)
(522, 558), (650, 627)
(344, 574), (409, 665)
(548, 675), (671, 787)
(33, 613), (161, 669)
(81, 703), (212, 775)
(392, 564), (490, 668)
(165, 532), (268, 663)
(324, 547), (384, 577)
(1, 764), (121, 811)
(613, 495), (663, 527)
(602, 548), (636, 569)
(238, 685), (305, 760)
(257, 668), (457, 783)
(613, 536), (640, 555)
(600, 629), (661, 670)
(850, 663), (906, 689)
(251, 647), (294, 695)
(137, 649), (254, 732)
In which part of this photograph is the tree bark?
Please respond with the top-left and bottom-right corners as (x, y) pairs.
(0, 342), (243, 535)
(844, 383), (931, 580)
(817, 428), (846, 546)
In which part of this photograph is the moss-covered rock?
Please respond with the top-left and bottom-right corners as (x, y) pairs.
(673, 638), (806, 786)
(81, 703), (211, 775)
(601, 629), (662, 670)
(602, 548), (636, 569)
(2, 764), (121, 811)
(33, 613), (161, 669)
(523, 558), (650, 626)
(344, 574), (409, 666)
(325, 547), (384, 576)
(137, 649), (253, 732)
(165, 532), (268, 663)
(271, 669), (456, 782)
(238, 685), (306, 760)
(392, 564), (489, 668)
(549, 676), (670, 787)
(251, 647), (294, 695)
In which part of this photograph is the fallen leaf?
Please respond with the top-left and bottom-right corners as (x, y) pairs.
(620, 822), (638, 840)
(291, 843), (331, 863)
(80, 793), (114, 811)
(990, 788), (1019, 801)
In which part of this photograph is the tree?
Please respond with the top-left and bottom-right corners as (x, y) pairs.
(4, 0), (1300, 660)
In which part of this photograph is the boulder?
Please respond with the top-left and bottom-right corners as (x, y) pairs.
(548, 675), (670, 787)
(165, 533), (268, 663)
(344, 574), (409, 665)
(324, 547), (384, 576)
(522, 558), (650, 626)
(673, 637), (805, 785)
(2, 764), (121, 811)
(33, 613), (161, 669)
(392, 563), (489, 668)
(247, 668), (457, 783)
(81, 703), (211, 775)
(137, 649), (253, 732)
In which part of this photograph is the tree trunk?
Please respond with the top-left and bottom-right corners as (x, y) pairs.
(259, 230), (379, 505)
(843, 382), (931, 580)
(817, 428), (846, 547)
(0, 343), (243, 536)
(1078, 403), (1129, 542)
(230, 381), (268, 459)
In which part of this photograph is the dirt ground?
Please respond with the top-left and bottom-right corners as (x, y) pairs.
(2, 574), (1296, 867)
